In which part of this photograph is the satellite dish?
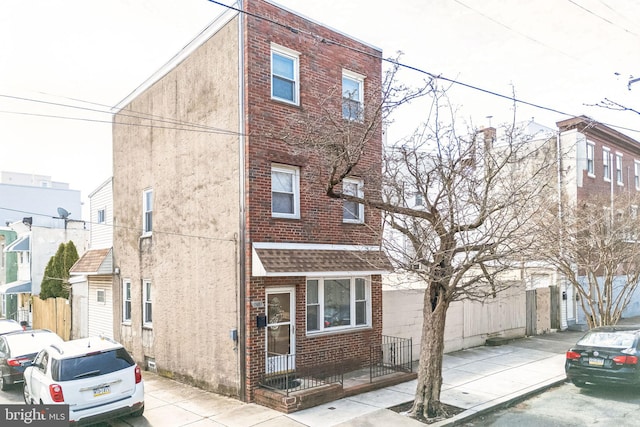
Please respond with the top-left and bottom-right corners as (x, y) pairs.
(57, 207), (70, 219)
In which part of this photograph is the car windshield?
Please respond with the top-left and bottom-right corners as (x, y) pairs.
(55, 348), (135, 381)
(6, 332), (62, 356)
(577, 331), (636, 348)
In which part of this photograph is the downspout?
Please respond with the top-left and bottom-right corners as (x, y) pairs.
(556, 131), (567, 330)
(237, 0), (247, 402)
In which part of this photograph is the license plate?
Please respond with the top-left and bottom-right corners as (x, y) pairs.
(588, 357), (604, 367)
(93, 385), (110, 397)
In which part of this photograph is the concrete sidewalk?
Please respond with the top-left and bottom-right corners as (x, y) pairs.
(109, 330), (586, 426)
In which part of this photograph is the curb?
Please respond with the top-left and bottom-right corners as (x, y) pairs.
(428, 376), (568, 426)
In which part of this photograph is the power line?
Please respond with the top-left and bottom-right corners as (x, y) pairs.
(568, 0), (640, 37)
(0, 206), (235, 242)
(0, 93), (240, 136)
(0, 108), (244, 136)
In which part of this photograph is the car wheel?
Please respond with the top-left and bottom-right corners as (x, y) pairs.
(0, 375), (8, 391)
(131, 404), (144, 417)
(572, 379), (587, 388)
(23, 384), (32, 404)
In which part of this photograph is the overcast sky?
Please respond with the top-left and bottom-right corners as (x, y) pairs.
(1, 0), (639, 219)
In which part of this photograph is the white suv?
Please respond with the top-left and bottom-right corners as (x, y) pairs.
(23, 336), (144, 425)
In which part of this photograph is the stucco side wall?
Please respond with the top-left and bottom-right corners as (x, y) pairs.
(112, 16), (241, 396)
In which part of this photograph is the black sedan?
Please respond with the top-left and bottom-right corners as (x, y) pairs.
(0, 329), (64, 391)
(566, 325), (640, 387)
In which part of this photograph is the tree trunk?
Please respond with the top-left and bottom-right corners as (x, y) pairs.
(410, 293), (450, 420)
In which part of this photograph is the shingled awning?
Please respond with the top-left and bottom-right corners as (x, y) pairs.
(252, 243), (392, 277)
(70, 248), (113, 275)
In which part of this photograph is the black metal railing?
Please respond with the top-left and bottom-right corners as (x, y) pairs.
(369, 335), (413, 380)
(260, 349), (344, 396)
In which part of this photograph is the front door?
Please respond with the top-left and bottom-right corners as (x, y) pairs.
(265, 287), (295, 374)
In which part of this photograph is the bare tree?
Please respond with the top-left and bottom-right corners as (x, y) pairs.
(535, 193), (640, 327)
(281, 62), (556, 420)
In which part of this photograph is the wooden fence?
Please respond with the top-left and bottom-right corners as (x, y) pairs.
(32, 297), (71, 341)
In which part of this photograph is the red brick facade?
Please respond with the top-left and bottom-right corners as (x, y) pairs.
(242, 0), (384, 401)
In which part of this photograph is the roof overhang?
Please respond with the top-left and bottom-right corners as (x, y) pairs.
(70, 248), (113, 275)
(252, 242), (392, 277)
(4, 234), (30, 252)
(0, 280), (32, 294)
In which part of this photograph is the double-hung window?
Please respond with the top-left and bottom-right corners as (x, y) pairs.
(143, 280), (152, 328)
(271, 44), (299, 105)
(635, 160), (640, 190)
(343, 178), (364, 223)
(97, 208), (106, 224)
(271, 164), (300, 219)
(143, 189), (153, 235)
(616, 153), (623, 185)
(603, 148), (611, 181)
(342, 70), (364, 121)
(306, 277), (370, 333)
(586, 142), (595, 176)
(122, 280), (131, 323)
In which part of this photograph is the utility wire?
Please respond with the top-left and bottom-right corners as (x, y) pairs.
(0, 93), (239, 136)
(0, 206), (235, 242)
(568, 0), (640, 37)
(0, 109), (244, 135)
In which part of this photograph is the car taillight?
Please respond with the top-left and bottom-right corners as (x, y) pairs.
(49, 384), (64, 402)
(7, 357), (28, 367)
(135, 365), (142, 384)
(566, 351), (582, 360)
(612, 355), (639, 365)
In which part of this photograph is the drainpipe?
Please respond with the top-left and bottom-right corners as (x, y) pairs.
(556, 131), (567, 330)
(237, 0), (247, 402)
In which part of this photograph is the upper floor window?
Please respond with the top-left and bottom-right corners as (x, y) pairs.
(616, 153), (623, 185)
(122, 280), (131, 323)
(306, 277), (370, 333)
(143, 280), (152, 328)
(271, 164), (300, 219)
(271, 44), (299, 105)
(586, 142), (595, 176)
(342, 70), (365, 121)
(635, 161), (640, 190)
(603, 148), (611, 181)
(143, 189), (153, 235)
(343, 178), (364, 223)
(96, 289), (106, 304)
(97, 208), (106, 224)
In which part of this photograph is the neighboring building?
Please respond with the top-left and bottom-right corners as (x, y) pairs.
(0, 172), (86, 324)
(112, 0), (392, 411)
(0, 171), (81, 228)
(0, 227), (19, 319)
(1, 220), (88, 325)
(556, 116), (640, 326)
(70, 177), (114, 339)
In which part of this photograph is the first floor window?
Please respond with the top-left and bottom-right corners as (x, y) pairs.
(122, 280), (131, 322)
(143, 280), (152, 327)
(306, 277), (371, 333)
